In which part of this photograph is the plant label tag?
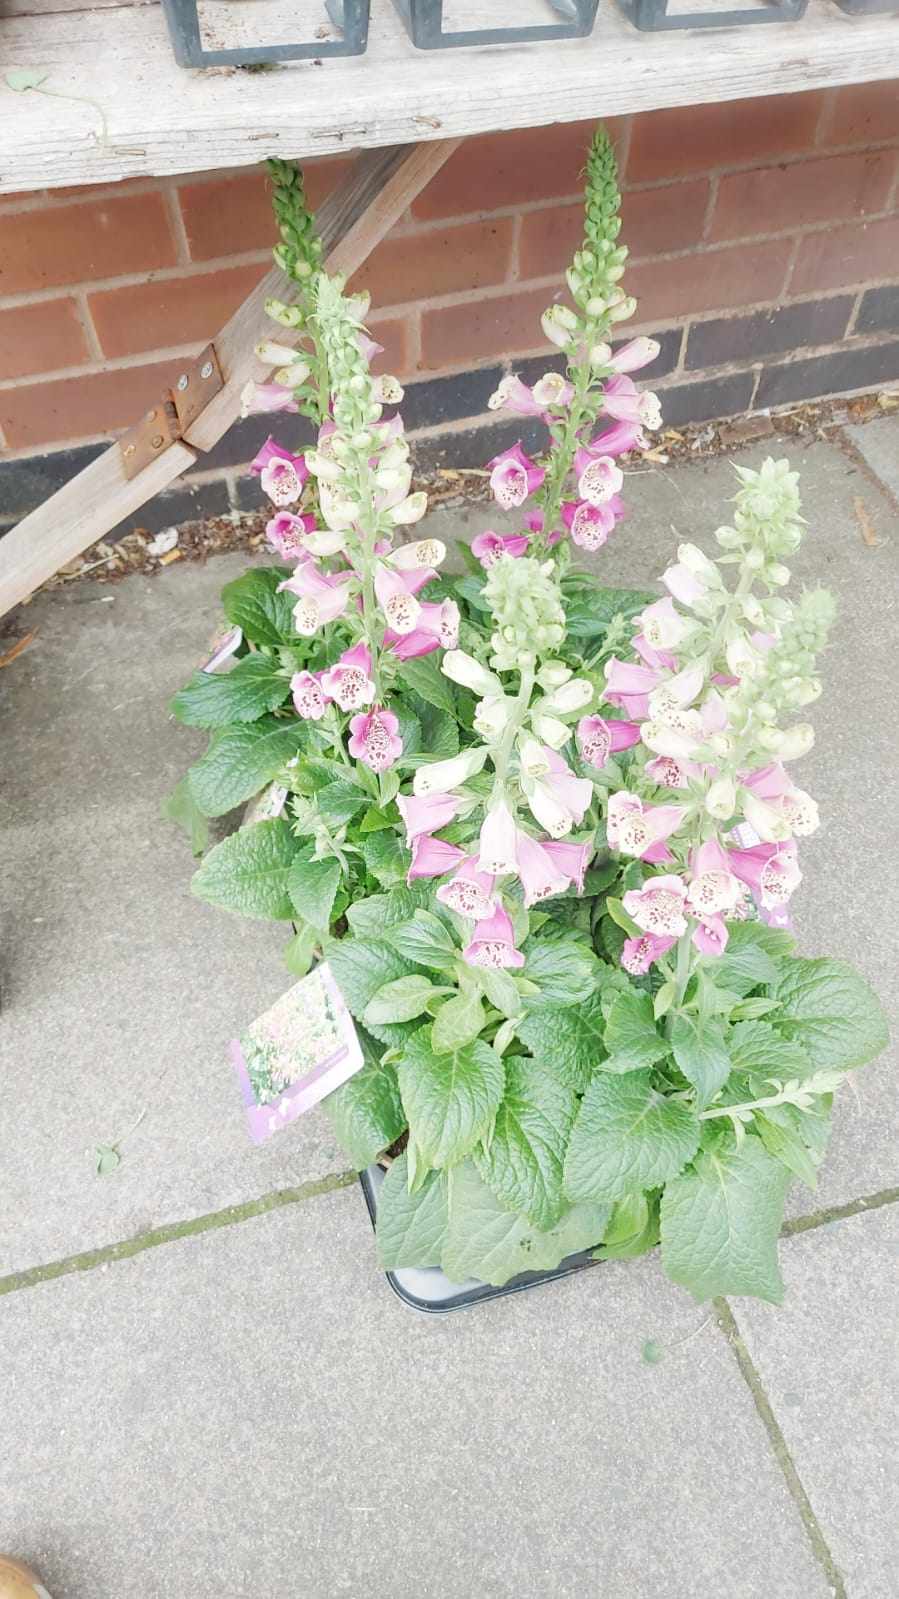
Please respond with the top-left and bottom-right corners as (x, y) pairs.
(242, 783), (288, 828)
(200, 625), (243, 673)
(229, 963), (364, 1145)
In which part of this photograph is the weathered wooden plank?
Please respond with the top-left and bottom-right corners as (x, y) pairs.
(0, 0), (894, 193)
(0, 138), (458, 616)
(186, 139), (460, 452)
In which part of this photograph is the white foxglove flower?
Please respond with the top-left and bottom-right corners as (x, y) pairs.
(388, 492), (428, 526)
(474, 696), (515, 739)
(677, 542), (720, 584)
(743, 792), (793, 843)
(412, 746), (488, 797)
(529, 712), (572, 750)
(705, 777), (737, 820)
(441, 651), (503, 698)
(542, 678), (593, 715)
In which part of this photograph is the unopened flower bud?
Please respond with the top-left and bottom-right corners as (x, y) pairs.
(537, 661), (573, 691)
(766, 563), (791, 586)
(441, 650), (503, 698)
(474, 696), (514, 740)
(542, 678), (593, 715)
(589, 342), (613, 368)
(705, 777), (737, 820)
(530, 712), (573, 750)
(677, 542), (719, 583)
(388, 492), (428, 526)
(608, 296), (637, 323)
(388, 538), (446, 572)
(412, 746), (488, 797)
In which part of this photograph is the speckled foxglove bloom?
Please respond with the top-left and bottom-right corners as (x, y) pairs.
(562, 498), (620, 552)
(266, 511), (317, 560)
(574, 447), (624, 508)
(488, 443), (546, 511)
(577, 714), (642, 769)
(515, 830), (572, 907)
(407, 835), (466, 884)
(396, 791), (461, 845)
(621, 930), (677, 975)
(240, 381), (299, 418)
(462, 905), (525, 971)
(436, 857), (497, 920)
(320, 642), (376, 712)
(602, 374), (662, 430)
(347, 708), (403, 773)
(290, 670), (327, 720)
(478, 797), (519, 877)
(622, 875), (689, 938)
(279, 562), (354, 636)
(250, 437), (309, 507)
(471, 530), (531, 568)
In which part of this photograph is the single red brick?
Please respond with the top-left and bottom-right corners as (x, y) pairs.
(821, 82), (899, 148)
(411, 120), (627, 222)
(0, 193), (177, 295)
(627, 94), (825, 184)
(0, 298), (90, 381)
(709, 150), (896, 241)
(350, 217), (514, 309)
(519, 180), (709, 279)
(367, 314), (412, 379)
(420, 285), (553, 371)
(88, 263), (269, 358)
(625, 240), (793, 324)
(790, 215), (899, 295)
(0, 359), (186, 449)
(176, 158), (353, 262)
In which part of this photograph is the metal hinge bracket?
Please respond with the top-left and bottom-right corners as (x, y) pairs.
(119, 344), (224, 480)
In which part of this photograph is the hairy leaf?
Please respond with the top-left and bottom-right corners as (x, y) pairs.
(376, 1154), (449, 1269)
(726, 1020), (814, 1081)
(475, 1058), (578, 1229)
(326, 939), (423, 1047)
(711, 921), (795, 996)
(188, 718), (305, 816)
(191, 819), (297, 919)
(364, 975), (443, 1027)
(396, 655), (458, 717)
(386, 909), (458, 971)
(521, 928), (602, 1010)
(604, 990), (669, 1071)
(770, 957), (889, 1072)
(287, 854), (341, 933)
(397, 1026), (504, 1168)
(564, 1070), (700, 1203)
(170, 656), (290, 728)
(221, 566), (296, 647)
(660, 1136), (790, 1304)
(431, 990), (485, 1055)
(671, 1014), (731, 1108)
(442, 1160), (609, 1287)
(516, 993), (607, 1092)
(323, 1055), (406, 1169)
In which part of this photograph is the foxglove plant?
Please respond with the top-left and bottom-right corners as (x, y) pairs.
(168, 136), (887, 1307)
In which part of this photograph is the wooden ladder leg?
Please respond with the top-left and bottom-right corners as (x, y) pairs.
(0, 138), (460, 620)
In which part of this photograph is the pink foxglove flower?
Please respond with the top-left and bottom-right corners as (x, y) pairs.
(542, 838), (593, 894)
(240, 381), (299, 418)
(621, 931), (676, 975)
(686, 838), (743, 919)
(588, 418), (644, 458)
(609, 336), (660, 375)
(396, 791), (461, 845)
(525, 749), (592, 839)
(645, 754), (702, 789)
(279, 563), (353, 637)
(462, 905), (525, 971)
(562, 498), (619, 551)
(602, 374), (662, 430)
(692, 915), (730, 957)
(487, 375), (544, 416)
(576, 714), (642, 769)
(487, 443), (546, 510)
(622, 875), (689, 938)
(637, 596), (692, 653)
(407, 835), (466, 884)
(633, 633), (677, 672)
(266, 511), (317, 560)
(603, 657), (661, 719)
(478, 797), (519, 877)
(471, 530), (531, 568)
(727, 840), (802, 910)
(385, 597), (460, 661)
(250, 437), (309, 507)
(607, 792), (685, 861)
(347, 707), (403, 773)
(532, 371), (575, 408)
(374, 563), (421, 636)
(515, 831), (571, 907)
(574, 447), (624, 508)
(436, 857), (497, 921)
(290, 671), (327, 720)
(320, 642), (376, 712)
(639, 717), (703, 761)
(662, 561), (708, 608)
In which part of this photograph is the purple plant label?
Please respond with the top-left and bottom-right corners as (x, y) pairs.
(200, 626), (243, 673)
(229, 963), (364, 1145)
(242, 783), (289, 828)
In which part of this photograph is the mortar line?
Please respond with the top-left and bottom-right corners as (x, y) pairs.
(715, 1298), (847, 1598)
(0, 1169), (356, 1300)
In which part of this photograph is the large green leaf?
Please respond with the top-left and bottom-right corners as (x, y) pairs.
(769, 957), (889, 1072)
(162, 775), (209, 857)
(361, 830), (410, 887)
(711, 921), (795, 996)
(364, 975), (444, 1027)
(326, 939), (423, 1047)
(317, 782), (369, 828)
(397, 1026), (504, 1168)
(726, 1020), (814, 1082)
(191, 819), (297, 919)
(660, 1135), (790, 1303)
(386, 909), (458, 971)
(187, 718), (306, 816)
(521, 929), (602, 1009)
(169, 655), (290, 728)
(287, 853), (341, 933)
(376, 1154), (449, 1269)
(604, 990), (669, 1071)
(346, 885), (433, 938)
(516, 993), (607, 1092)
(564, 1070), (700, 1204)
(594, 1191), (660, 1262)
(322, 1053), (406, 1168)
(756, 1102), (829, 1190)
(442, 1160), (609, 1287)
(396, 655), (458, 717)
(431, 990), (485, 1055)
(221, 566), (296, 646)
(671, 1014), (731, 1108)
(562, 584), (655, 640)
(474, 1057), (578, 1229)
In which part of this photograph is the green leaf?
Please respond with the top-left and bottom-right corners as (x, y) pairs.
(358, 806), (394, 834)
(769, 957), (890, 1072)
(162, 775), (209, 857)
(361, 830), (410, 887)
(431, 990), (485, 1055)
(283, 921), (318, 977)
(187, 718), (306, 817)
(604, 990), (669, 1071)
(221, 566), (296, 647)
(191, 819), (297, 919)
(726, 1020), (814, 1081)
(516, 993), (607, 1092)
(397, 1026), (504, 1168)
(562, 584), (654, 639)
(711, 921), (794, 996)
(317, 781), (368, 828)
(521, 928), (602, 1010)
(321, 1051), (405, 1168)
(476, 965), (522, 1020)
(95, 1143), (121, 1175)
(169, 656), (290, 728)
(376, 1154), (449, 1269)
(396, 655), (458, 716)
(326, 939), (423, 1046)
(671, 1014), (731, 1108)
(756, 1105), (824, 1189)
(441, 1160), (609, 1287)
(642, 1339), (665, 1365)
(287, 854), (341, 933)
(564, 1071), (700, 1204)
(604, 896), (642, 938)
(660, 1136), (790, 1303)
(594, 1191), (660, 1262)
(346, 885), (432, 937)
(6, 69), (49, 91)
(474, 1057), (578, 1229)
(386, 909), (458, 971)
(364, 975), (443, 1026)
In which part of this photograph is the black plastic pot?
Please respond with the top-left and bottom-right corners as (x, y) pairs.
(161, 0), (369, 68)
(392, 0), (599, 49)
(360, 1164), (602, 1314)
(618, 0), (807, 28)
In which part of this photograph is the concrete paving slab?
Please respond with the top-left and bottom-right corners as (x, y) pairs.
(846, 417), (899, 505)
(0, 1184), (832, 1599)
(0, 560), (348, 1275)
(730, 1204), (899, 1599)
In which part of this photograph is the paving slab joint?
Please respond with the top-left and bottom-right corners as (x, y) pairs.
(715, 1299), (847, 1599)
(832, 418), (899, 515)
(783, 1184), (899, 1239)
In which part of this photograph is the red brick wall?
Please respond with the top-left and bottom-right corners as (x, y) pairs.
(0, 82), (897, 467)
